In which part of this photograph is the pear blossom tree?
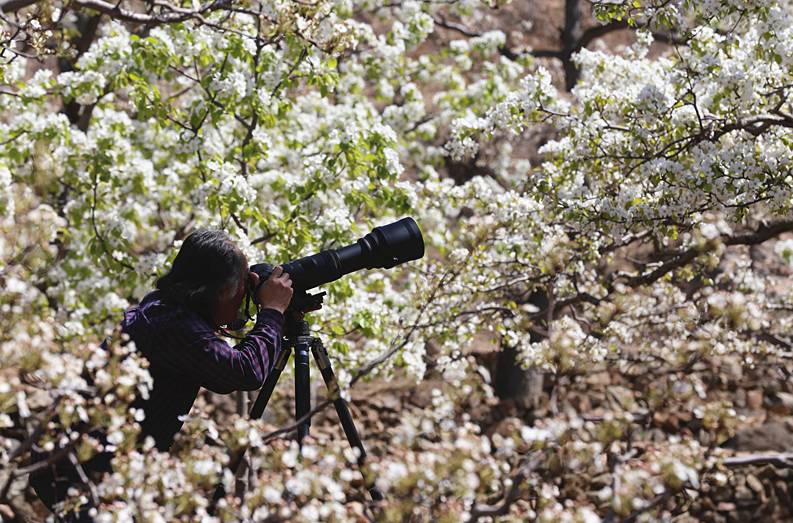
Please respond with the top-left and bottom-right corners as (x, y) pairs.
(2, 0), (792, 520)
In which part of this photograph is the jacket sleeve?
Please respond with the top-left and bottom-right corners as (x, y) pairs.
(133, 308), (285, 394)
(194, 309), (285, 394)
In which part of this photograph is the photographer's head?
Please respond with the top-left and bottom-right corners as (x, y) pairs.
(156, 229), (248, 328)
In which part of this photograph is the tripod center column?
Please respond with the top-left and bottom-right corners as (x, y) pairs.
(293, 320), (312, 445)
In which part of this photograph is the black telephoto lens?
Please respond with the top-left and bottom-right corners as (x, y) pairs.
(250, 217), (424, 294)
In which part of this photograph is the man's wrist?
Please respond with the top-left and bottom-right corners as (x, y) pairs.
(257, 300), (286, 314)
(256, 307), (285, 329)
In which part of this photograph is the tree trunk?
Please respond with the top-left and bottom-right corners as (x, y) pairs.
(494, 291), (548, 412)
(561, 0), (583, 91)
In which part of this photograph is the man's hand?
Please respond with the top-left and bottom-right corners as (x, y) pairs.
(250, 266), (293, 314)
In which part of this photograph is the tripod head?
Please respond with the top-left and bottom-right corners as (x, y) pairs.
(282, 291), (325, 339)
(290, 290), (326, 315)
(228, 288), (325, 332)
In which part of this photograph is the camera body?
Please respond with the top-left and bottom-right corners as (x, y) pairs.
(248, 262), (276, 296)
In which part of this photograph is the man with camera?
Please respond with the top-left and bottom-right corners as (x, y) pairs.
(31, 219), (425, 517)
(124, 228), (295, 451)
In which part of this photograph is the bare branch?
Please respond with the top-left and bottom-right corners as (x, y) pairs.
(467, 455), (542, 522)
(67, 0), (231, 25)
(723, 453), (793, 468)
(350, 266), (458, 385)
(0, 0), (38, 13)
(68, 452), (99, 506)
(620, 219), (793, 287)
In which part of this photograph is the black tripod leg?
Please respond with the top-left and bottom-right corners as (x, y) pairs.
(210, 345), (291, 511)
(294, 334), (312, 446)
(249, 346), (291, 420)
(311, 339), (384, 501)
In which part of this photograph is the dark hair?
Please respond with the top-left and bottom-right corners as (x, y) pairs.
(156, 229), (247, 323)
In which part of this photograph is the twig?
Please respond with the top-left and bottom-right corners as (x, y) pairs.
(0, 398), (62, 501)
(350, 266), (456, 385)
(68, 452), (99, 505)
(259, 399), (333, 445)
(723, 453), (793, 468)
(623, 490), (674, 523)
(467, 455), (542, 522)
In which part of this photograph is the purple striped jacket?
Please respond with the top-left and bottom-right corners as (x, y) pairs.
(120, 289), (284, 450)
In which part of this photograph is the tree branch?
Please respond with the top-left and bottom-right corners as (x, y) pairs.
(467, 455), (542, 522)
(723, 453), (793, 468)
(621, 219), (793, 287)
(0, 0), (38, 13)
(68, 0), (231, 25)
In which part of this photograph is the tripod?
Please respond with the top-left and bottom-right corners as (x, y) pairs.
(212, 295), (384, 506)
